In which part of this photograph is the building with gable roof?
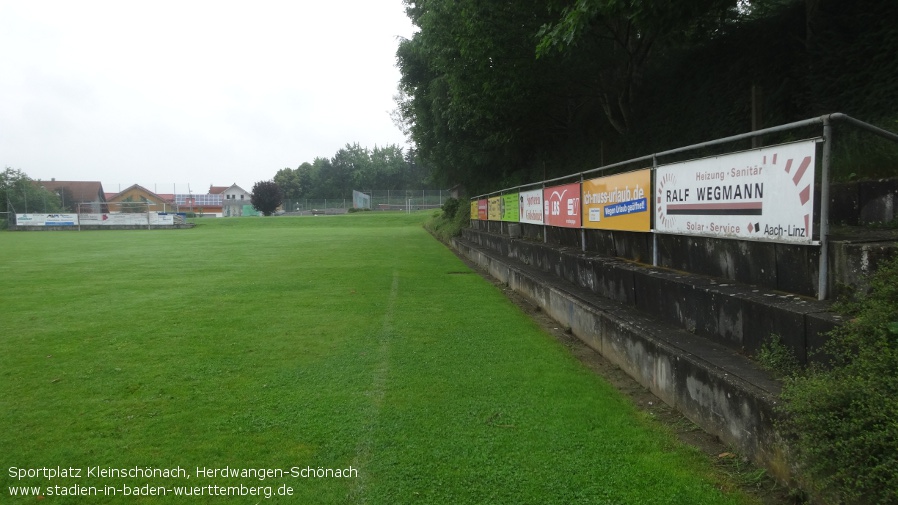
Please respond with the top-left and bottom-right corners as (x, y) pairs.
(221, 184), (253, 217)
(35, 180), (108, 213)
(106, 184), (177, 213)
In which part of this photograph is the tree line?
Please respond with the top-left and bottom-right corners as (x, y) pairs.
(272, 143), (435, 201)
(395, 0), (898, 194)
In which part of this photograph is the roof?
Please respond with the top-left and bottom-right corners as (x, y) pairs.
(223, 183), (250, 194)
(107, 184), (171, 204)
(209, 185), (228, 194)
(36, 181), (106, 202)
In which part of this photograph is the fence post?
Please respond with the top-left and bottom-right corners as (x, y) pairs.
(542, 183), (547, 244)
(817, 117), (833, 300)
(652, 155), (659, 267)
(580, 174), (586, 252)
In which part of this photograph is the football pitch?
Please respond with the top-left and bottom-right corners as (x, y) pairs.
(1, 213), (757, 504)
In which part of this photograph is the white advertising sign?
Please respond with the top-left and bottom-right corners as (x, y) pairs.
(518, 189), (544, 225)
(16, 214), (78, 226)
(655, 140), (816, 244)
(80, 213), (175, 226)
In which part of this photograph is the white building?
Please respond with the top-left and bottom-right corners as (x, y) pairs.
(221, 184), (253, 217)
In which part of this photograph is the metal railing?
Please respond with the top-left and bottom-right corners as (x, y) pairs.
(472, 113), (898, 300)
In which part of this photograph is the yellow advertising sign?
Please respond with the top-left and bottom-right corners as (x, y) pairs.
(488, 196), (502, 221)
(581, 169), (651, 232)
(470, 200), (479, 220)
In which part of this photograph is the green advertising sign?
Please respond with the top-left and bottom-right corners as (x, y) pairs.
(501, 193), (519, 222)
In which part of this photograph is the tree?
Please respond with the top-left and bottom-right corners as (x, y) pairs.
(536, 0), (740, 135)
(250, 180), (283, 216)
(1, 168), (64, 228)
(295, 162), (313, 198)
(273, 167), (303, 200)
(331, 143), (372, 191)
(395, 0), (568, 191)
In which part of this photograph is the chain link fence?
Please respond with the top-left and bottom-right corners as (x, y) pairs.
(283, 190), (449, 215)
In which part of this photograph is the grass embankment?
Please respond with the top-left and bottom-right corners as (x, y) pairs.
(1, 213), (757, 504)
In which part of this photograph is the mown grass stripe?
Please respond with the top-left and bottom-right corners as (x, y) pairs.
(351, 270), (399, 503)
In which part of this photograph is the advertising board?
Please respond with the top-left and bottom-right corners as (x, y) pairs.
(488, 196), (502, 221)
(543, 183), (581, 228)
(501, 193), (519, 222)
(582, 169), (651, 232)
(655, 140), (816, 243)
(519, 189), (543, 225)
(15, 214), (78, 226)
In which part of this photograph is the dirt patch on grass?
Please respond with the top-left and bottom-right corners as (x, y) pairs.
(458, 254), (802, 504)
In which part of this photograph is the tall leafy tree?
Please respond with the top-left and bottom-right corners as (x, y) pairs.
(536, 0), (741, 135)
(332, 143), (372, 190)
(250, 180), (283, 216)
(273, 167), (303, 200)
(396, 0), (589, 192)
(295, 162), (314, 198)
(286, 144), (433, 198)
(1, 168), (64, 228)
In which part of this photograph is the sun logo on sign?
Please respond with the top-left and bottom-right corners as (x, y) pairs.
(656, 172), (677, 228)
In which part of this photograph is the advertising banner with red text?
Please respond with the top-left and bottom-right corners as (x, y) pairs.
(543, 183), (581, 228)
(477, 199), (488, 220)
(655, 140), (816, 243)
(518, 189), (543, 224)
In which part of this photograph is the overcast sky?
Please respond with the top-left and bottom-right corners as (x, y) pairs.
(1, 0), (415, 195)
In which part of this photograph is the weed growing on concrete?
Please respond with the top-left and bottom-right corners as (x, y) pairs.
(756, 335), (801, 377)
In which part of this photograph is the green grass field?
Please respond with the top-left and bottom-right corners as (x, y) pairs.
(0, 214), (758, 504)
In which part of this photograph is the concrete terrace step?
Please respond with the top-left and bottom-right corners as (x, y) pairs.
(462, 228), (843, 365)
(451, 231), (812, 479)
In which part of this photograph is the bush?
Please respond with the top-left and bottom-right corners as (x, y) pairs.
(425, 198), (470, 242)
(441, 197), (460, 219)
(756, 335), (800, 377)
(778, 255), (898, 504)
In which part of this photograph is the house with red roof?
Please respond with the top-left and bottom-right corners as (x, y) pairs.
(106, 184), (177, 213)
(36, 180), (108, 213)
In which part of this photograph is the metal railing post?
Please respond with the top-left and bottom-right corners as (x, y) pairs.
(652, 155), (659, 267)
(817, 116), (833, 300)
(542, 183), (547, 244)
(580, 173), (586, 252)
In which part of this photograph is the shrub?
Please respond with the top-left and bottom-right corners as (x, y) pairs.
(756, 335), (800, 377)
(778, 255), (898, 504)
(441, 197), (460, 219)
(425, 198), (470, 242)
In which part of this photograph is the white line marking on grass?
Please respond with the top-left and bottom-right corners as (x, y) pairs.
(349, 270), (399, 503)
